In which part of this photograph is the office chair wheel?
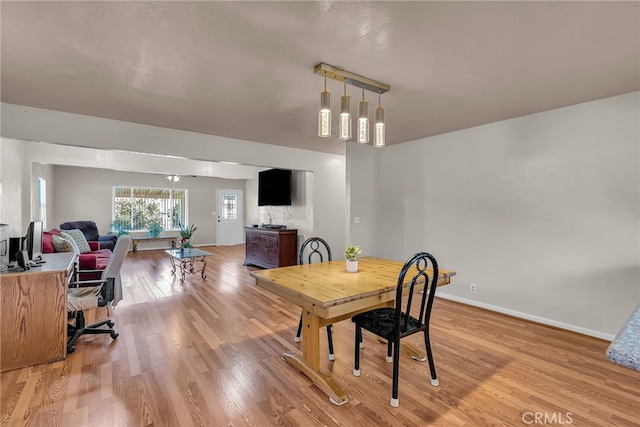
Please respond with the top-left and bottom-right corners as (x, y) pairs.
(67, 345), (75, 354)
(110, 331), (119, 339)
(106, 320), (115, 328)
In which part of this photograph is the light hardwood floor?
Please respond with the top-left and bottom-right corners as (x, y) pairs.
(1, 245), (638, 426)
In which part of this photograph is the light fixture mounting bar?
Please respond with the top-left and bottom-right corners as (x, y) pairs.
(314, 63), (390, 94)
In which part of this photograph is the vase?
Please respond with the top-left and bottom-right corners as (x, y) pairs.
(346, 259), (358, 273)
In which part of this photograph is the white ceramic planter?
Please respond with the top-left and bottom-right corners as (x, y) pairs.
(346, 259), (359, 273)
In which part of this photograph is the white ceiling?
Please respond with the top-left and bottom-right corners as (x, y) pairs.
(2, 1), (638, 156)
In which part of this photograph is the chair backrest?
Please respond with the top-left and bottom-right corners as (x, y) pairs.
(101, 234), (131, 281)
(298, 237), (332, 265)
(394, 252), (439, 335)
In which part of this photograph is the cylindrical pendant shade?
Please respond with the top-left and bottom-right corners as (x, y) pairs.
(318, 90), (331, 137)
(339, 95), (352, 141)
(357, 100), (369, 144)
(374, 105), (385, 147)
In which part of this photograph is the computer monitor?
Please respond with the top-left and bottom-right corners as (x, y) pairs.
(0, 224), (8, 269)
(25, 220), (44, 262)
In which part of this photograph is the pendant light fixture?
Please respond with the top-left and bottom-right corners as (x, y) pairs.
(339, 82), (352, 141)
(357, 86), (369, 144)
(374, 91), (385, 148)
(318, 74), (331, 137)
(313, 63), (389, 145)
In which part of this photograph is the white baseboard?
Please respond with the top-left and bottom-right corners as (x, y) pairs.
(437, 292), (614, 342)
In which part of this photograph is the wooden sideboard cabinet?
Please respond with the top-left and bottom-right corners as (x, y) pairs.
(0, 252), (76, 372)
(244, 227), (298, 269)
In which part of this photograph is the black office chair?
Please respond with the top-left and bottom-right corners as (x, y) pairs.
(66, 235), (131, 354)
(296, 237), (336, 361)
(352, 252), (440, 407)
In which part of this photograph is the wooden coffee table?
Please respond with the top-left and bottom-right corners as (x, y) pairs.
(166, 248), (210, 284)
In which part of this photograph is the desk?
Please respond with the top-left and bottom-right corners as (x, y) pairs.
(131, 235), (178, 252)
(166, 248), (210, 284)
(0, 252), (76, 372)
(250, 256), (456, 405)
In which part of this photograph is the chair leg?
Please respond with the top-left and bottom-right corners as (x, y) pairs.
(423, 330), (439, 386)
(327, 325), (335, 361)
(390, 338), (401, 407)
(67, 310), (118, 354)
(353, 326), (362, 376)
(386, 340), (393, 363)
(67, 311), (86, 350)
(295, 312), (303, 343)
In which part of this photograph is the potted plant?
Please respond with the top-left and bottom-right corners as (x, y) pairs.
(344, 244), (362, 273)
(110, 220), (130, 236)
(179, 223), (197, 249)
(147, 220), (163, 239)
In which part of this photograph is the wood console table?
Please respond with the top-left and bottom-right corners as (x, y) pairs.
(131, 235), (178, 253)
(244, 227), (297, 269)
(0, 252), (76, 372)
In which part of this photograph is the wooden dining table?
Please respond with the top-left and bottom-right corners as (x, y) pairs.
(250, 256), (456, 405)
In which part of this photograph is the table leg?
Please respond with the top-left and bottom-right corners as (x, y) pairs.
(179, 259), (186, 284)
(282, 309), (348, 405)
(201, 258), (207, 279)
(169, 256), (176, 275)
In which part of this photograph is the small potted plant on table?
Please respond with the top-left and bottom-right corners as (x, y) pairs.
(344, 244), (362, 273)
(179, 223), (197, 251)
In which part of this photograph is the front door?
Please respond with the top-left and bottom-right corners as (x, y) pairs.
(216, 189), (244, 245)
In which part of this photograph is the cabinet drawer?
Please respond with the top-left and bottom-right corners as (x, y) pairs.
(261, 235), (278, 250)
(261, 235), (279, 266)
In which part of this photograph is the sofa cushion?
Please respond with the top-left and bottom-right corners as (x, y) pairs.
(51, 234), (80, 253)
(78, 248), (112, 280)
(90, 249), (111, 268)
(60, 221), (100, 241)
(43, 231), (55, 254)
(61, 229), (91, 253)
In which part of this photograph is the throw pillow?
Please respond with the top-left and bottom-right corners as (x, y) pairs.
(42, 231), (55, 253)
(61, 229), (91, 254)
(51, 234), (80, 254)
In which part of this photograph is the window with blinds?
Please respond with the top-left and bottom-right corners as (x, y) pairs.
(113, 187), (187, 231)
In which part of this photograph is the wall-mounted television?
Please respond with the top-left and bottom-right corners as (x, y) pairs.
(25, 220), (44, 262)
(258, 169), (292, 206)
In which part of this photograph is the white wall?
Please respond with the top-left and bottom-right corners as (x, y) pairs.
(0, 139), (27, 236)
(346, 143), (380, 255)
(1, 103), (346, 252)
(349, 92), (640, 339)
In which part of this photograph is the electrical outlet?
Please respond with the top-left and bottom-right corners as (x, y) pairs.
(470, 283), (477, 293)
(354, 216), (361, 224)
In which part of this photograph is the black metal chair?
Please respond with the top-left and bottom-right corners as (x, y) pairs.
(352, 252), (440, 407)
(296, 237), (335, 361)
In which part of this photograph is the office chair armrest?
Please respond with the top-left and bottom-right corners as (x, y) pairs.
(68, 277), (114, 303)
(70, 268), (104, 281)
(69, 279), (108, 288)
(73, 268), (104, 274)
